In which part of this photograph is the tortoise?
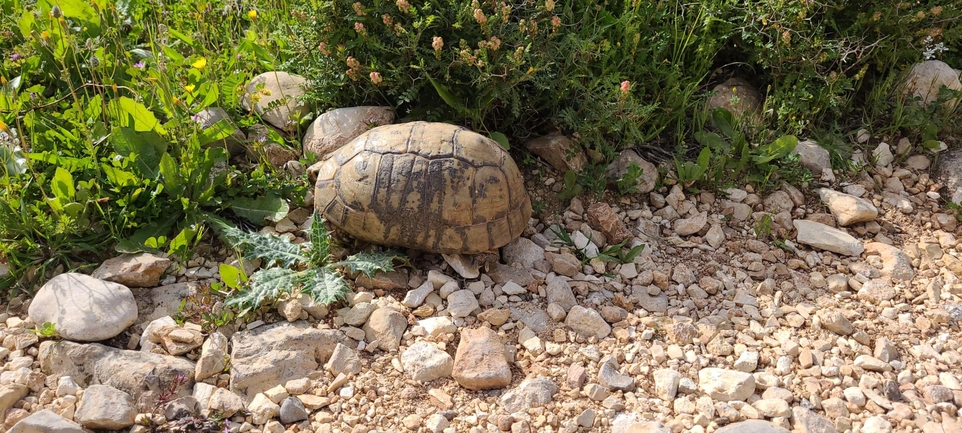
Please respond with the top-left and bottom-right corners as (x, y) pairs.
(313, 121), (531, 254)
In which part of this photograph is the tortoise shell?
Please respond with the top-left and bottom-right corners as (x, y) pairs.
(313, 122), (531, 254)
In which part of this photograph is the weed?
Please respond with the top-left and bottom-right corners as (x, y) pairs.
(28, 321), (58, 339)
(208, 211), (403, 316)
(616, 163), (644, 195)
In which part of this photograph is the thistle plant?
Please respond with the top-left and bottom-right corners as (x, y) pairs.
(207, 212), (403, 316)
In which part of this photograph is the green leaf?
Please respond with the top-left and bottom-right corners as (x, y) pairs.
(207, 215), (306, 268)
(41, 0), (99, 25)
(753, 135), (798, 164)
(307, 213), (331, 266)
(694, 131), (728, 153)
(168, 27), (197, 47)
(159, 152), (184, 197)
(333, 250), (400, 277)
(622, 244), (646, 262)
(695, 147), (711, 176)
(51, 167), (75, 202)
(231, 195), (289, 225)
(111, 127), (167, 179)
(301, 267), (351, 306)
(110, 97), (166, 134)
(489, 132), (510, 150)
(427, 75), (468, 113)
(226, 267), (302, 315)
(219, 263), (247, 289)
(710, 107), (735, 138)
(197, 118), (235, 146)
(168, 224), (200, 258)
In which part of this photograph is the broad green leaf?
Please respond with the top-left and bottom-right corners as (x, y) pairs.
(110, 97), (166, 134)
(753, 135), (798, 164)
(197, 118), (235, 146)
(334, 250), (400, 277)
(231, 195), (289, 225)
(696, 147), (711, 176)
(694, 131), (728, 153)
(0, 145), (27, 176)
(159, 152), (184, 196)
(301, 267), (351, 305)
(41, 0), (99, 24)
(51, 167), (75, 201)
(111, 126), (167, 179)
(62, 202), (84, 218)
(168, 27), (196, 47)
(115, 215), (178, 253)
(622, 244), (646, 262)
(710, 107), (735, 139)
(219, 263), (247, 289)
(168, 224), (200, 258)
(226, 267), (303, 315)
(922, 139), (942, 150)
(489, 132), (510, 150)
(427, 75), (467, 113)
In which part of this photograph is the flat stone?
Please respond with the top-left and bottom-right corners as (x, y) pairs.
(247, 393), (280, 425)
(207, 388), (245, 417)
(500, 376), (558, 413)
(401, 341), (454, 382)
(0, 384), (29, 424)
(279, 396), (309, 424)
(794, 220), (864, 256)
(716, 420), (790, 433)
(792, 407), (838, 433)
(230, 322), (348, 398)
(8, 409), (85, 433)
(858, 279), (897, 304)
(674, 211), (708, 236)
(599, 359), (634, 391)
(546, 276), (577, 312)
(854, 355), (891, 372)
(698, 368), (755, 402)
(302, 106), (394, 159)
(901, 60), (962, 110)
(545, 251), (581, 277)
(818, 189), (878, 226)
(653, 369), (681, 400)
(566, 306), (611, 339)
(864, 243), (915, 282)
(75, 385), (137, 430)
(92, 253), (171, 288)
(39, 341), (194, 404)
(452, 327), (511, 390)
(752, 398), (791, 417)
(28, 273), (138, 342)
(606, 150), (658, 194)
(324, 343), (361, 376)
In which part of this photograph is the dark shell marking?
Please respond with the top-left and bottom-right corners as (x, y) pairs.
(314, 122), (531, 254)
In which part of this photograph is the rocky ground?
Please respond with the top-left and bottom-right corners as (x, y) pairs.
(2, 134), (962, 433)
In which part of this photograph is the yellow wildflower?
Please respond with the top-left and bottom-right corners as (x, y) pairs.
(248, 10), (257, 19)
(191, 58), (207, 70)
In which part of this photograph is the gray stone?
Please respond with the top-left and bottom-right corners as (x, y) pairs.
(500, 376), (558, 413)
(599, 359), (634, 391)
(447, 290), (479, 318)
(565, 306), (611, 339)
(75, 385), (137, 429)
(362, 308), (407, 351)
(864, 243), (915, 282)
(502, 237), (545, 269)
(39, 341), (194, 404)
(935, 149), (962, 205)
(302, 106), (394, 159)
(794, 220), (864, 256)
(452, 327), (511, 390)
(441, 253), (481, 279)
(698, 368), (755, 402)
(631, 286), (669, 313)
(28, 273), (138, 342)
(400, 341), (454, 382)
(164, 396), (198, 420)
(402, 281), (434, 309)
(231, 322), (348, 398)
(343, 302), (377, 326)
(901, 60), (961, 110)
(131, 282), (198, 326)
(241, 71), (310, 130)
(92, 253), (170, 288)
(792, 407), (838, 433)
(854, 355), (892, 372)
(873, 142), (895, 167)
(9, 409), (85, 433)
(791, 140), (831, 178)
(874, 337), (900, 362)
(606, 150), (658, 194)
(279, 397), (309, 424)
(546, 276), (577, 312)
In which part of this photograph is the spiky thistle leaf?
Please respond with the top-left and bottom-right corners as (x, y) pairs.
(306, 212), (331, 266)
(225, 267), (303, 315)
(207, 214), (306, 268)
(333, 250), (402, 277)
(301, 266), (352, 305)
